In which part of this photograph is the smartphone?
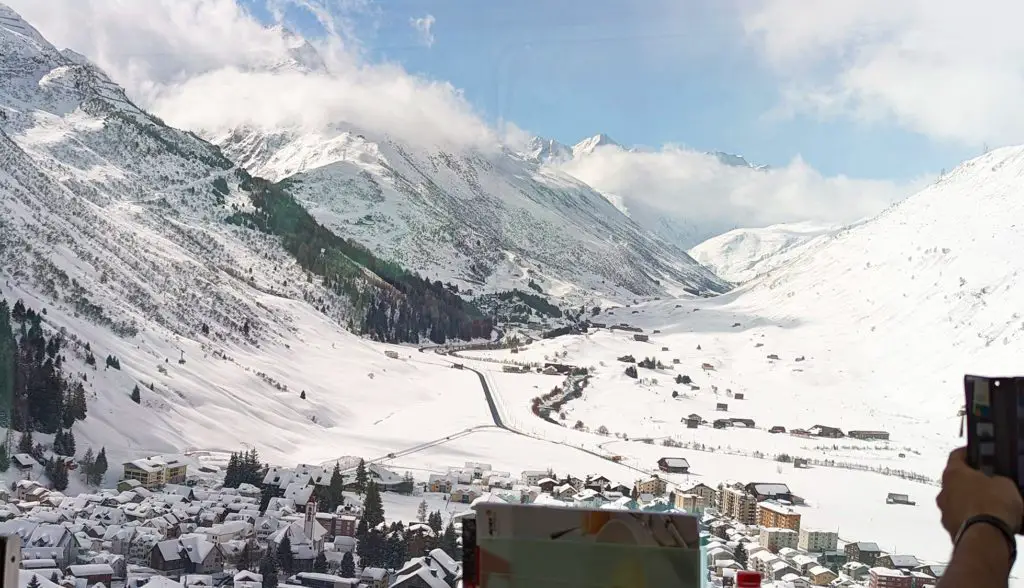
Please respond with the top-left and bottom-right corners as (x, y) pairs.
(964, 375), (1024, 490)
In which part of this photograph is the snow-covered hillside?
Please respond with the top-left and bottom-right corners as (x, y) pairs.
(0, 3), (491, 475)
(688, 222), (838, 283)
(212, 125), (728, 301)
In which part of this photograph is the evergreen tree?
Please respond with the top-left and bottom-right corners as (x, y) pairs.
(70, 383), (87, 421)
(277, 535), (294, 575)
(0, 444), (9, 473)
(0, 301), (15, 432)
(363, 481), (384, 527)
(17, 429), (32, 454)
(224, 452), (240, 488)
(26, 574), (40, 588)
(131, 385), (141, 404)
(300, 390), (306, 400)
(440, 521), (458, 560)
(358, 530), (385, 568)
(52, 429), (64, 455)
(85, 351), (96, 366)
(239, 541), (254, 571)
(65, 428), (75, 455)
(417, 499), (428, 523)
(427, 511), (442, 534)
(734, 541), (748, 569)
(327, 463), (344, 511)
(355, 459), (367, 494)
(93, 447), (108, 484)
(258, 553), (279, 588)
(313, 552), (327, 573)
(385, 533), (407, 569)
(46, 459), (68, 491)
(340, 552), (355, 578)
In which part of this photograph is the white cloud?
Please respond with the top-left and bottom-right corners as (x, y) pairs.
(5, 0), (494, 149)
(740, 0), (1024, 147)
(558, 145), (923, 247)
(409, 14), (436, 48)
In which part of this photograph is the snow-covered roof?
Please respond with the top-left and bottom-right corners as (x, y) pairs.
(390, 567), (448, 588)
(13, 454), (36, 467)
(659, 457), (690, 468)
(750, 483), (791, 496)
(887, 555), (920, 567)
(870, 568), (905, 578)
(809, 566), (835, 576)
(67, 565), (113, 576)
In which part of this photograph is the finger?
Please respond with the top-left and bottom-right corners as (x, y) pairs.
(947, 447), (967, 466)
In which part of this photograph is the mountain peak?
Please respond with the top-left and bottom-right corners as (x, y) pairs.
(0, 3), (50, 48)
(526, 136), (572, 164)
(572, 133), (620, 158)
(708, 150), (770, 171)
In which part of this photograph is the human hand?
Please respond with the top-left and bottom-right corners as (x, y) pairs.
(936, 447), (1023, 539)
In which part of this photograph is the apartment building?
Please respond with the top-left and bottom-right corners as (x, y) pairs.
(869, 568), (912, 588)
(798, 528), (838, 552)
(759, 527), (798, 553)
(757, 500), (801, 531)
(718, 486), (757, 525)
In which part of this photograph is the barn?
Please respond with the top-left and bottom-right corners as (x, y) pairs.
(657, 457), (690, 474)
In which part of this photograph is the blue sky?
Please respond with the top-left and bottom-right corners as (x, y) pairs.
(242, 0), (973, 180)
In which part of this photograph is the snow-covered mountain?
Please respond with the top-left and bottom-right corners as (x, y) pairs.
(688, 222), (837, 283)
(0, 2), (507, 468)
(571, 133), (620, 158)
(211, 125), (729, 302)
(526, 136), (572, 165)
(709, 150), (770, 171)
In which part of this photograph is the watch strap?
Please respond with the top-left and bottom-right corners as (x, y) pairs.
(954, 514), (1017, 565)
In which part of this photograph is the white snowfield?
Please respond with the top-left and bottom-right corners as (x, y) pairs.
(688, 222), (839, 284)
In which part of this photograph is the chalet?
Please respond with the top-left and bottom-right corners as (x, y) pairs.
(769, 426), (786, 434)
(793, 458), (808, 468)
(13, 453), (37, 471)
(684, 415), (700, 429)
(585, 476), (611, 491)
(360, 567), (390, 588)
(886, 493), (916, 506)
(701, 363), (715, 371)
(234, 571), (263, 588)
(810, 425), (844, 439)
(67, 564), (114, 585)
(657, 457), (690, 474)
(730, 418), (755, 428)
(716, 403), (728, 412)
(537, 478), (557, 493)
(633, 334), (649, 342)
(734, 393), (745, 400)
(713, 419), (732, 429)
(450, 485), (482, 504)
(673, 359), (680, 364)
(790, 429), (811, 438)
(745, 482), (793, 503)
(848, 430), (890, 441)
(684, 483), (717, 506)
(844, 542), (882, 566)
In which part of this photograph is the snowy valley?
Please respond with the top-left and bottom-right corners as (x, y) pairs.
(3, 2), (1024, 587)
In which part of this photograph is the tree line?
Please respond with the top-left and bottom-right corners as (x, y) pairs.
(227, 172), (492, 344)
